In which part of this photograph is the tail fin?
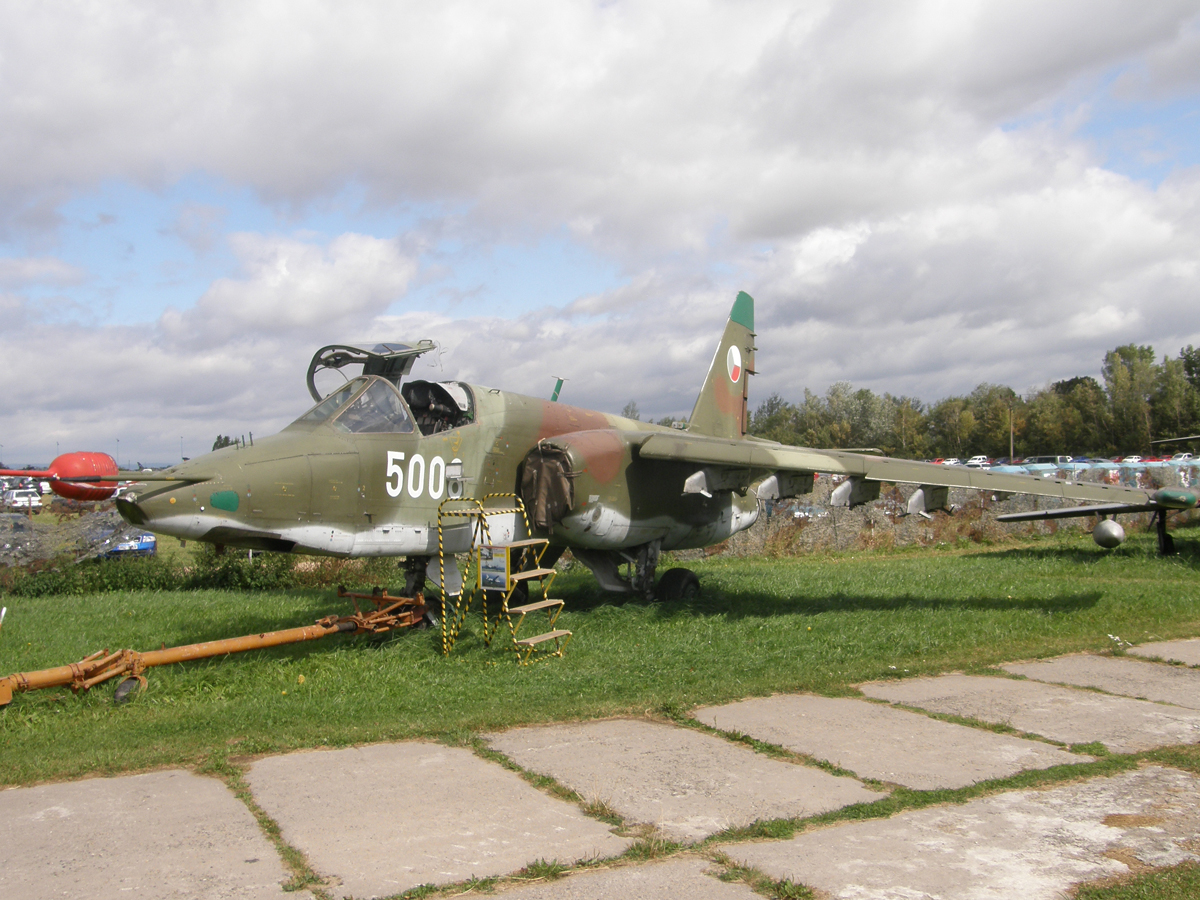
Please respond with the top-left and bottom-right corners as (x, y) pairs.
(687, 291), (755, 439)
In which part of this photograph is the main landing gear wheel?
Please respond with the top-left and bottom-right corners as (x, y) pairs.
(656, 568), (700, 602)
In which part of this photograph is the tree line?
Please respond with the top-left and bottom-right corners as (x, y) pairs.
(746, 344), (1200, 460)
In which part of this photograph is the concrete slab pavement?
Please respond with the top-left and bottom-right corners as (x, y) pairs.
(485, 719), (876, 842)
(728, 766), (1200, 900)
(489, 857), (762, 899)
(862, 674), (1200, 752)
(1005, 654), (1200, 709)
(0, 769), (300, 900)
(245, 742), (630, 899)
(1130, 638), (1200, 667)
(694, 694), (1085, 790)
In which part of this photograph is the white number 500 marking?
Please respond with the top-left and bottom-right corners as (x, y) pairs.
(385, 451), (447, 500)
(385, 451), (406, 497)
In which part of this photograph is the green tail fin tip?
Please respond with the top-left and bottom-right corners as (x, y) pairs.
(687, 292), (756, 439)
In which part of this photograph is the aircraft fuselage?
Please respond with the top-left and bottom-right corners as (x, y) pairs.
(117, 383), (758, 559)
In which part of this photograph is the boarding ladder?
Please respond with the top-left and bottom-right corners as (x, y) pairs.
(435, 494), (571, 664)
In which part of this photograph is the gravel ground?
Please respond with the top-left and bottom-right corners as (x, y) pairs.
(689, 464), (1199, 559)
(0, 503), (147, 569)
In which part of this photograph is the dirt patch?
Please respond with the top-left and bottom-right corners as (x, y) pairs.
(1104, 814), (1167, 828)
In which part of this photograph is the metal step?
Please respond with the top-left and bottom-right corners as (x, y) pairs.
(509, 598), (564, 615)
(510, 567), (556, 582)
(498, 538), (549, 549)
(515, 629), (571, 647)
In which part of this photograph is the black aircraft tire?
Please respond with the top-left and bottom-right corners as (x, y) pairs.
(656, 568), (700, 602)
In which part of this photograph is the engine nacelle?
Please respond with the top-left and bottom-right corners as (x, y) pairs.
(1093, 518), (1126, 549)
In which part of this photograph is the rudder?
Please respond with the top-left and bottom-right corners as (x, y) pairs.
(687, 291), (755, 439)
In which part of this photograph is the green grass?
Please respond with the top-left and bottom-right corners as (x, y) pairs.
(1, 531), (1198, 786)
(1076, 863), (1200, 900)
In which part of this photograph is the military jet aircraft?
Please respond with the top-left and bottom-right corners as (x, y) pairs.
(10, 292), (1195, 601)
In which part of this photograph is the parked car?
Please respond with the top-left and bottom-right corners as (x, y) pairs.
(1024, 455), (1074, 466)
(965, 455), (991, 467)
(1171, 452), (1194, 462)
(940, 458), (962, 466)
(99, 533), (158, 559)
(1121, 455), (1143, 463)
(3, 488), (42, 511)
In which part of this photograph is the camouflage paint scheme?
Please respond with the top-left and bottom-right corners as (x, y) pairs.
(112, 292), (1191, 595)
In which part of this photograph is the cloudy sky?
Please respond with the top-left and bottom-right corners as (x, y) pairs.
(2, 1), (1198, 465)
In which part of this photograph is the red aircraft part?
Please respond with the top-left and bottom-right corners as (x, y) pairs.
(0, 452), (119, 501)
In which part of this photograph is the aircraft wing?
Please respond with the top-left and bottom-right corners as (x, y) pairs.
(635, 431), (1155, 509)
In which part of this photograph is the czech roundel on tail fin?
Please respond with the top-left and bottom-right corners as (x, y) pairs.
(687, 291), (755, 439)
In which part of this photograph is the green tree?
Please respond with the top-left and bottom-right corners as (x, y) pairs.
(794, 388), (831, 447)
(750, 393), (799, 444)
(967, 384), (1023, 458)
(888, 395), (927, 458)
(928, 398), (974, 457)
(1103, 344), (1158, 453)
(1055, 376), (1111, 455)
(620, 400), (640, 421)
(1151, 356), (1191, 440)
(212, 435), (235, 451)
(1181, 345), (1200, 391)
(1023, 389), (1071, 455)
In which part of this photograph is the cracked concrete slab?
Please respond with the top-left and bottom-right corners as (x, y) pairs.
(1130, 638), (1200, 667)
(728, 766), (1200, 900)
(1005, 655), (1200, 710)
(245, 742), (629, 899)
(0, 769), (298, 900)
(485, 719), (876, 842)
(491, 857), (761, 898)
(862, 674), (1200, 752)
(694, 694), (1086, 790)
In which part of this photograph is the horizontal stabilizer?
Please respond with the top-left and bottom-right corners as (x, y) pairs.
(997, 503), (1157, 522)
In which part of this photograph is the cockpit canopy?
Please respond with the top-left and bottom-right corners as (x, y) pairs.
(296, 377), (414, 434)
(292, 376), (475, 436)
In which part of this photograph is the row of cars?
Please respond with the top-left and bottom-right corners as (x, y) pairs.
(934, 452), (1195, 469)
(2, 487), (45, 511)
(1, 475), (53, 511)
(1, 475), (141, 512)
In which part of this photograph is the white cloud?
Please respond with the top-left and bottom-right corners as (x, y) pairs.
(0, 256), (83, 286)
(159, 232), (418, 344)
(1, 1), (1199, 461)
(1, 2), (1195, 251)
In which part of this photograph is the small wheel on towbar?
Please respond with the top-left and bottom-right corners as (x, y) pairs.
(113, 675), (146, 705)
(655, 568), (700, 602)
